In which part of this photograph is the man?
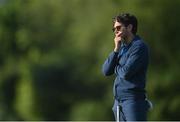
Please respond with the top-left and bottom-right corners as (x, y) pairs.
(102, 13), (152, 121)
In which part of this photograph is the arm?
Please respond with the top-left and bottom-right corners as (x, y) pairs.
(102, 30), (122, 76)
(115, 43), (148, 79)
(102, 52), (119, 76)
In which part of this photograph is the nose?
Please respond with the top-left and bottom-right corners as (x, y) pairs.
(115, 31), (118, 34)
(115, 30), (120, 34)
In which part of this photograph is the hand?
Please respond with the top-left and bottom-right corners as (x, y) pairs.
(114, 32), (122, 52)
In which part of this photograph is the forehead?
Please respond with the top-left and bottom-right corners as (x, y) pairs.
(114, 20), (123, 27)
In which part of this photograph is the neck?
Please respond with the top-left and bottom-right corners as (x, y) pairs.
(124, 33), (135, 44)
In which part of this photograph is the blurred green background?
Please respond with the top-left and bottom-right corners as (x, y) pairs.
(0, 0), (180, 120)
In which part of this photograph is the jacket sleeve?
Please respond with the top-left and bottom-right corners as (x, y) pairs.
(102, 52), (119, 76)
(114, 44), (148, 79)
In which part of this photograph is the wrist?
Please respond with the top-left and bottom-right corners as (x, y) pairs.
(114, 47), (120, 52)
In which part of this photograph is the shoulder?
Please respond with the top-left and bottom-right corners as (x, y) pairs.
(129, 37), (149, 55)
(132, 38), (148, 50)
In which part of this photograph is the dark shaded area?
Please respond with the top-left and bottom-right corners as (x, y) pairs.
(31, 64), (106, 120)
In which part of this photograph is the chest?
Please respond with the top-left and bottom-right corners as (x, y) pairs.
(118, 47), (131, 66)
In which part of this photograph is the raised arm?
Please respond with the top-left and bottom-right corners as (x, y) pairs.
(102, 52), (119, 76)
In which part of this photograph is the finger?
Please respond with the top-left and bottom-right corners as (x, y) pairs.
(115, 32), (122, 37)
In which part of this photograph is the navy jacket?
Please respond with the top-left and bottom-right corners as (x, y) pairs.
(102, 35), (149, 100)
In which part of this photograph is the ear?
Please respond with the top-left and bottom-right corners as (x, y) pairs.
(127, 24), (133, 32)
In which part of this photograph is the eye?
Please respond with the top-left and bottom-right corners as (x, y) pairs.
(116, 26), (121, 30)
(112, 25), (122, 32)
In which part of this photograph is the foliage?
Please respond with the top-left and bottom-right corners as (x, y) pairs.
(0, 0), (180, 120)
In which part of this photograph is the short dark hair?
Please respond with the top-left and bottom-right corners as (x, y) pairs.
(113, 13), (138, 34)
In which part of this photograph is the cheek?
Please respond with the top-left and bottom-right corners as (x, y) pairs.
(123, 29), (128, 35)
(121, 30), (127, 36)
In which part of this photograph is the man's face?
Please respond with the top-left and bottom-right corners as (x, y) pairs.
(113, 21), (127, 39)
